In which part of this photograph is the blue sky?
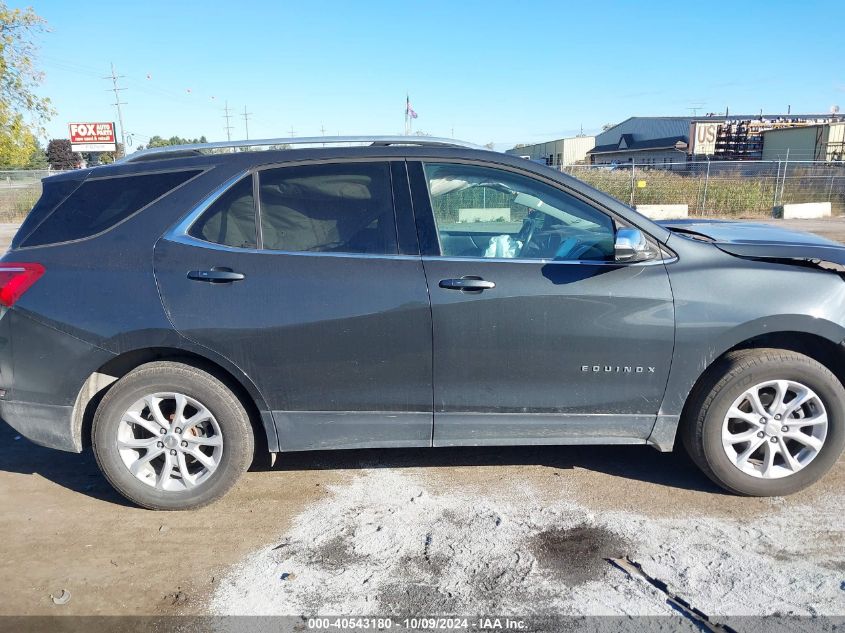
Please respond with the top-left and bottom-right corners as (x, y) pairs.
(26, 0), (845, 151)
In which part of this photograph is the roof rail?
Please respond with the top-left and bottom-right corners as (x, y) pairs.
(119, 135), (488, 163)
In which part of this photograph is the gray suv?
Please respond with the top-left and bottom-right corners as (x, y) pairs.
(2, 137), (843, 509)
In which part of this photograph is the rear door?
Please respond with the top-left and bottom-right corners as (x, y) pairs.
(408, 160), (675, 446)
(154, 160), (433, 450)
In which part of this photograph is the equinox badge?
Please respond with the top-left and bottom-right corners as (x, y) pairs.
(582, 365), (656, 373)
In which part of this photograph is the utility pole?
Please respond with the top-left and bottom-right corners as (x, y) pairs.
(104, 62), (127, 156)
(320, 123), (327, 136)
(222, 101), (233, 141)
(241, 106), (252, 140)
(289, 125), (296, 137)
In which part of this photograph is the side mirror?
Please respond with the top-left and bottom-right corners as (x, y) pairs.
(614, 228), (655, 263)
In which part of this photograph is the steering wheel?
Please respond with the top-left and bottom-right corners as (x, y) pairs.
(516, 216), (538, 256)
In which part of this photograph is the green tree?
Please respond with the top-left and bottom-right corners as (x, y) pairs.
(0, 3), (54, 167)
(138, 135), (208, 150)
(25, 138), (47, 168)
(0, 103), (39, 167)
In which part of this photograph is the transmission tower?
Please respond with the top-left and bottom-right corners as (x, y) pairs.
(242, 106), (252, 140)
(222, 101), (234, 141)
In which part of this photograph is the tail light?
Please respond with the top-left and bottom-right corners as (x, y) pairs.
(0, 263), (45, 307)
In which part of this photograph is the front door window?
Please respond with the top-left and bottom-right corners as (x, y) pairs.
(423, 162), (615, 262)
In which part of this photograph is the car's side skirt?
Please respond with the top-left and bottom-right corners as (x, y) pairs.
(272, 411), (433, 451)
(432, 412), (655, 447)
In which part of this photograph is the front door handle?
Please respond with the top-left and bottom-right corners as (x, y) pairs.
(187, 268), (245, 283)
(439, 277), (495, 291)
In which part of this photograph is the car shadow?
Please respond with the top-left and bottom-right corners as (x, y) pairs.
(262, 443), (722, 494)
(0, 418), (723, 506)
(0, 419), (134, 507)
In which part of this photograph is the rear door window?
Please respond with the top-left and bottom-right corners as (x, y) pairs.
(20, 169), (201, 247)
(188, 176), (257, 249)
(258, 162), (397, 254)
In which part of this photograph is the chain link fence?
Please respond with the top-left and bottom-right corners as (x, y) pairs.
(0, 170), (63, 223)
(1, 161), (844, 224)
(561, 160), (845, 217)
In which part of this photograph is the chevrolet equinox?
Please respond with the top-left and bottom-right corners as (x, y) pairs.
(2, 137), (843, 509)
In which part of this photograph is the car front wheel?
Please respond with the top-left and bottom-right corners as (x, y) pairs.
(682, 348), (845, 496)
(92, 361), (254, 510)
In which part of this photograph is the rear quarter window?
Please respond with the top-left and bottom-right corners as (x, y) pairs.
(11, 177), (84, 249)
(20, 169), (202, 248)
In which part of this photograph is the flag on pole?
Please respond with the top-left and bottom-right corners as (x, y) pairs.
(406, 95), (418, 119)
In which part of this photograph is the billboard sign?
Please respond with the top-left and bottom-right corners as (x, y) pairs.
(69, 122), (117, 152)
(689, 122), (719, 156)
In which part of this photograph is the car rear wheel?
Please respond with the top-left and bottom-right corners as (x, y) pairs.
(92, 361), (253, 510)
(681, 348), (845, 496)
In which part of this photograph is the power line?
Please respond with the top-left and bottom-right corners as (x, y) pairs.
(223, 101), (234, 141)
(104, 62), (127, 155)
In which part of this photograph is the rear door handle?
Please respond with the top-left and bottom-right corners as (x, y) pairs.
(187, 268), (245, 283)
(439, 277), (495, 291)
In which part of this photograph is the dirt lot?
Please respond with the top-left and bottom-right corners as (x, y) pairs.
(1, 218), (845, 622)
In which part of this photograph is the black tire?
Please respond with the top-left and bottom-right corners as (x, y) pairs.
(92, 361), (254, 510)
(681, 348), (845, 496)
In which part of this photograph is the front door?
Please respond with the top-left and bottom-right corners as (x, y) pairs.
(408, 160), (675, 446)
(154, 161), (433, 451)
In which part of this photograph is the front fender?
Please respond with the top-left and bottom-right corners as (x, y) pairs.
(661, 315), (845, 418)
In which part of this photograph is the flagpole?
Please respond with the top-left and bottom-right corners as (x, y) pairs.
(405, 94), (410, 136)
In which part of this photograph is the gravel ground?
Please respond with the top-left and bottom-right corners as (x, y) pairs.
(209, 467), (845, 619)
(2, 217), (845, 622)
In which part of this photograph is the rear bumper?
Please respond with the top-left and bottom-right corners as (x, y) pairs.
(0, 400), (78, 452)
(0, 309), (116, 453)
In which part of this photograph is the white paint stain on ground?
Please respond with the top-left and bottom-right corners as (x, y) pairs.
(210, 469), (845, 617)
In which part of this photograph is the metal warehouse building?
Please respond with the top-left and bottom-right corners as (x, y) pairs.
(762, 122), (845, 162)
(588, 117), (693, 168)
(586, 115), (842, 166)
(505, 135), (595, 166)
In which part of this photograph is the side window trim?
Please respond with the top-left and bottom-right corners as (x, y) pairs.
(251, 171), (263, 250)
(406, 160), (441, 257)
(391, 161), (421, 256)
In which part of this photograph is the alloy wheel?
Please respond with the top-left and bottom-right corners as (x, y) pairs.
(721, 379), (828, 479)
(116, 392), (223, 491)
